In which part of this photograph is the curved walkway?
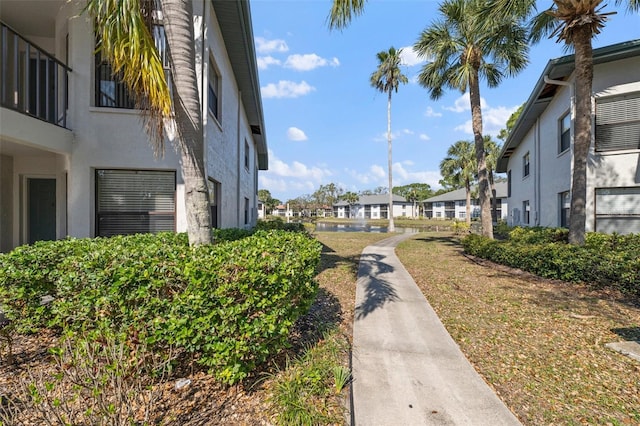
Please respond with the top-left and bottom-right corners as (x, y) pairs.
(351, 233), (521, 426)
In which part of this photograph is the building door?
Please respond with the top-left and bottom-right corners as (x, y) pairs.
(208, 178), (221, 228)
(28, 178), (56, 244)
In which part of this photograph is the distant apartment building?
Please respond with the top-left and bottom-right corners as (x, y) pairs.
(423, 181), (508, 221)
(333, 194), (416, 219)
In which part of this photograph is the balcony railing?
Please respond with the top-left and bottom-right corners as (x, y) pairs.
(1, 21), (71, 129)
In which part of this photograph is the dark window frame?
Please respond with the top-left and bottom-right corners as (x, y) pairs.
(595, 92), (640, 153)
(523, 200), (530, 225)
(95, 169), (176, 237)
(94, 22), (168, 109)
(208, 57), (220, 121)
(559, 112), (571, 153)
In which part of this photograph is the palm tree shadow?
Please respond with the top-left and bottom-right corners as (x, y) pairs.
(354, 254), (398, 320)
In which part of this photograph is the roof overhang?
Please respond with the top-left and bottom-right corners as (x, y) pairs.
(211, 0), (268, 170)
(496, 39), (640, 173)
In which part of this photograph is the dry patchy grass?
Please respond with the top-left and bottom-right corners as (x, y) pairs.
(1, 231), (386, 425)
(396, 233), (640, 425)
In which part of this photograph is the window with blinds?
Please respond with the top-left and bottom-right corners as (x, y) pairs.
(595, 92), (640, 152)
(96, 169), (176, 237)
(595, 187), (640, 234)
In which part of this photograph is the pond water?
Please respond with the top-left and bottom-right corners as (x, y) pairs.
(314, 223), (421, 233)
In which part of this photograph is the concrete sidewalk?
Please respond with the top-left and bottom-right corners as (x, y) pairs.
(351, 233), (521, 426)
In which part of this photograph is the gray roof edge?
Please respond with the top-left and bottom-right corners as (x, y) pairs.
(496, 39), (640, 173)
(423, 181), (508, 202)
(212, 0), (268, 170)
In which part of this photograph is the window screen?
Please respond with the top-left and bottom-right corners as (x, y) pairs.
(595, 187), (640, 234)
(96, 169), (176, 236)
(595, 93), (640, 152)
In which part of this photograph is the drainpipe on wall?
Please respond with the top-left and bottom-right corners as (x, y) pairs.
(543, 76), (574, 227)
(535, 117), (541, 226)
(237, 89), (242, 228)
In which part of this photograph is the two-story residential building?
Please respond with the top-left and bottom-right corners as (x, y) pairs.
(333, 194), (416, 219)
(0, 0), (268, 252)
(497, 40), (639, 234)
(423, 181), (508, 221)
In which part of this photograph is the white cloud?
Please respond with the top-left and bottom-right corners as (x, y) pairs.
(445, 93), (487, 113)
(419, 134), (430, 141)
(257, 56), (281, 70)
(454, 104), (518, 137)
(424, 106), (443, 118)
(259, 151), (333, 199)
(264, 151), (331, 180)
(392, 163), (442, 188)
(399, 46), (426, 67)
(345, 165), (386, 185)
(261, 80), (316, 99)
(373, 129), (416, 142)
(287, 127), (308, 141)
(284, 54), (340, 71)
(371, 165), (386, 179)
(345, 163), (441, 190)
(255, 37), (289, 54)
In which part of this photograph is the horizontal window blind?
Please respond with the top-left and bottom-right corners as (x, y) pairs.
(595, 187), (640, 216)
(595, 187), (640, 235)
(96, 169), (176, 237)
(595, 93), (640, 152)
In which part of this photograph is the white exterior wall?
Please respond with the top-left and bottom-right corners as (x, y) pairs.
(202, 2), (258, 229)
(65, 5), (185, 238)
(588, 57), (640, 233)
(0, 1), (263, 251)
(506, 54), (640, 231)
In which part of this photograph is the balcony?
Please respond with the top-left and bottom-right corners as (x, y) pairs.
(1, 21), (70, 129)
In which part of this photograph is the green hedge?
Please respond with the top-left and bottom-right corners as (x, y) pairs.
(462, 228), (640, 297)
(0, 230), (321, 384)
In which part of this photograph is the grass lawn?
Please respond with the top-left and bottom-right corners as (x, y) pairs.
(4, 230), (637, 424)
(396, 233), (640, 425)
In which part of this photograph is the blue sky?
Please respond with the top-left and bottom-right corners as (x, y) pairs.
(250, 0), (639, 203)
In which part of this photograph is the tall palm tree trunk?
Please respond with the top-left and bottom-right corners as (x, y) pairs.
(387, 90), (395, 232)
(465, 179), (472, 226)
(469, 74), (493, 238)
(568, 27), (593, 245)
(162, 0), (212, 245)
(489, 169), (497, 222)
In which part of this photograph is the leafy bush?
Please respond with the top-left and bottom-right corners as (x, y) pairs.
(462, 230), (640, 297)
(256, 218), (306, 233)
(0, 230), (322, 384)
(213, 227), (254, 241)
(452, 221), (471, 235)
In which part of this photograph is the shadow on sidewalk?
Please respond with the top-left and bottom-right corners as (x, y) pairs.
(355, 254), (398, 320)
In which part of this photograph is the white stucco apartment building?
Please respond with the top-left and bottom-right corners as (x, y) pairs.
(423, 181), (508, 221)
(333, 194), (417, 219)
(0, 0), (268, 252)
(497, 40), (640, 234)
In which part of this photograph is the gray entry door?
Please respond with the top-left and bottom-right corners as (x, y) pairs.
(28, 178), (56, 244)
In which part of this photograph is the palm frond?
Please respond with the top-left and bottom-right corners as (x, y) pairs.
(327, 0), (367, 30)
(86, 0), (171, 157)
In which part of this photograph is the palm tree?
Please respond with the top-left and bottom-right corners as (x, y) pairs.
(440, 141), (477, 225)
(371, 47), (408, 232)
(414, 0), (528, 238)
(484, 136), (502, 221)
(86, 0), (212, 246)
(488, 1), (638, 245)
(341, 191), (360, 218)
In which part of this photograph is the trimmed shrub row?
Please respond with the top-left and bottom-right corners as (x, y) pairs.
(0, 230), (321, 384)
(462, 228), (640, 297)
